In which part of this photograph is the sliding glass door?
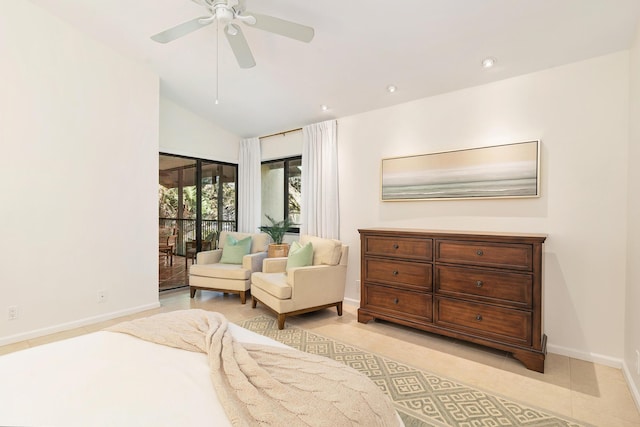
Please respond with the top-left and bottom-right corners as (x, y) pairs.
(200, 160), (238, 246)
(159, 154), (237, 257)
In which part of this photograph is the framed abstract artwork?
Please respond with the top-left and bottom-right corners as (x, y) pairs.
(381, 140), (540, 201)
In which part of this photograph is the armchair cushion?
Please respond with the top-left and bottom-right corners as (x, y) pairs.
(220, 235), (252, 264)
(251, 272), (292, 299)
(189, 263), (251, 280)
(300, 235), (342, 266)
(285, 241), (314, 271)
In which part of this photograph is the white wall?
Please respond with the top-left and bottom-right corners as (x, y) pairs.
(337, 53), (630, 365)
(625, 24), (640, 404)
(160, 97), (240, 163)
(0, 1), (160, 344)
(260, 130), (303, 161)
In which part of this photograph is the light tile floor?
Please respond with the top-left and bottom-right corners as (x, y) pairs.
(1, 289), (639, 427)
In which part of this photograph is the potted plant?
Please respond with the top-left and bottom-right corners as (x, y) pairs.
(259, 215), (296, 257)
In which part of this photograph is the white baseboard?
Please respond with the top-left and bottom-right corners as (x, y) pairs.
(622, 361), (640, 412)
(546, 343), (623, 368)
(343, 297), (359, 307)
(0, 302), (161, 347)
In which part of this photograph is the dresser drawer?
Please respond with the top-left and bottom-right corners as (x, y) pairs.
(435, 240), (533, 271)
(364, 284), (432, 320)
(364, 258), (432, 290)
(434, 297), (531, 345)
(435, 265), (532, 308)
(364, 236), (432, 260)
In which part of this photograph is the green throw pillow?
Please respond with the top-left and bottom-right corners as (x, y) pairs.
(220, 235), (252, 264)
(286, 241), (314, 270)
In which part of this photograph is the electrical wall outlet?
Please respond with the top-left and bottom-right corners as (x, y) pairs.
(8, 305), (18, 321)
(97, 290), (107, 303)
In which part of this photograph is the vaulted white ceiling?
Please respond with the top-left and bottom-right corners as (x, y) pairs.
(29, 0), (640, 138)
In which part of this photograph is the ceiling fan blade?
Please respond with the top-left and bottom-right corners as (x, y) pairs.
(244, 11), (314, 43)
(225, 24), (256, 68)
(151, 16), (212, 43)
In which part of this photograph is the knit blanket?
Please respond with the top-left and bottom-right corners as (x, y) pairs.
(107, 309), (401, 427)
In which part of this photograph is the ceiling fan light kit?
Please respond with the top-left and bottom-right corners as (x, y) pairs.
(150, 0), (315, 69)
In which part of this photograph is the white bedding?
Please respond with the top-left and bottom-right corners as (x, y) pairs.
(0, 323), (290, 427)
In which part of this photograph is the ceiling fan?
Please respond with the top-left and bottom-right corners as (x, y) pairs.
(150, 0), (314, 69)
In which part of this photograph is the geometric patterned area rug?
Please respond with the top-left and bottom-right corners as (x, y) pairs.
(241, 315), (590, 427)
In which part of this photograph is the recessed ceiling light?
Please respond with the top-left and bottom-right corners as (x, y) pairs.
(387, 85), (397, 93)
(482, 57), (496, 68)
(321, 104), (328, 111)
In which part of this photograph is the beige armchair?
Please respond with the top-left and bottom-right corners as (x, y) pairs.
(189, 231), (270, 304)
(251, 235), (348, 329)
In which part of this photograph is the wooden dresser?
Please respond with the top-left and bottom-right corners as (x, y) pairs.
(358, 228), (547, 372)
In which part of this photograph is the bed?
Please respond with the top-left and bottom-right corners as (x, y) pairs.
(0, 309), (403, 426)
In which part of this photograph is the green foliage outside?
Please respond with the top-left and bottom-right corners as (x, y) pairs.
(289, 175), (301, 219)
(158, 179), (236, 221)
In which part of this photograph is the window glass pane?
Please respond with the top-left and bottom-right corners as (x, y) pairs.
(261, 161), (285, 224)
(201, 162), (217, 242)
(158, 155), (197, 222)
(200, 162), (237, 235)
(159, 155), (197, 255)
(181, 166), (197, 220)
(220, 164), (237, 231)
(288, 158), (301, 225)
(158, 185), (178, 219)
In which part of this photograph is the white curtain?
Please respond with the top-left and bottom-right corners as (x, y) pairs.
(301, 119), (340, 239)
(237, 137), (261, 233)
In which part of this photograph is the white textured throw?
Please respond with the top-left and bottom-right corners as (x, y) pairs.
(108, 310), (400, 426)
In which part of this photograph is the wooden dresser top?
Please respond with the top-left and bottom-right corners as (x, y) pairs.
(358, 228), (547, 243)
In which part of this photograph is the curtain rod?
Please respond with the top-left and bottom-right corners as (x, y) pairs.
(259, 127), (302, 140)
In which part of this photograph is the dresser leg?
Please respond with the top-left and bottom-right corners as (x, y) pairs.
(512, 349), (545, 373)
(512, 334), (547, 372)
(357, 310), (374, 324)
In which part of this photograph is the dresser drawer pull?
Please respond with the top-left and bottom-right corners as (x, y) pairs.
(392, 270), (399, 276)
(393, 298), (399, 304)
(393, 244), (399, 250)
(475, 314), (483, 321)
(476, 249), (484, 256)
(476, 280), (483, 288)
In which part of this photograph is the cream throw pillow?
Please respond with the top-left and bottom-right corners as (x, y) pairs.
(299, 235), (342, 266)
